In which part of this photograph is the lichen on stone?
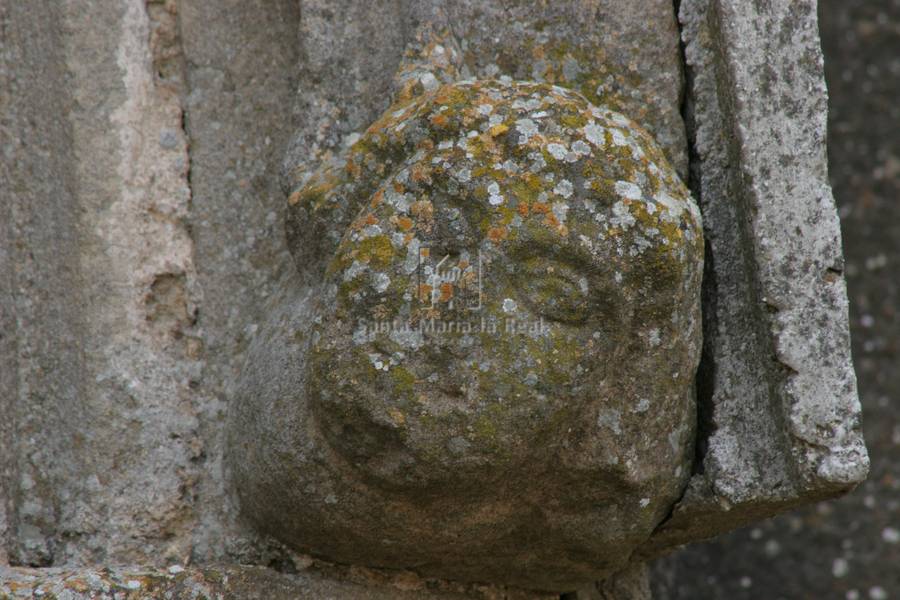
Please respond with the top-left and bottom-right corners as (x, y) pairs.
(242, 40), (703, 592)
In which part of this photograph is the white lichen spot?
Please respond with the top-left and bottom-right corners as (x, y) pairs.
(553, 179), (574, 198)
(597, 409), (622, 435)
(572, 139), (592, 156)
(372, 272), (391, 293)
(501, 159), (519, 173)
(344, 260), (367, 281)
(403, 238), (421, 274)
(502, 298), (517, 314)
(635, 398), (650, 413)
(126, 581), (141, 590)
(360, 224), (382, 239)
(611, 112), (630, 127)
(610, 128), (628, 147)
(648, 328), (661, 347)
(516, 118), (538, 143)
(639, 498), (651, 508)
(368, 353), (385, 370)
(551, 201), (569, 224)
(578, 234), (593, 251)
(546, 142), (568, 160)
(610, 201), (636, 228)
(353, 324), (373, 345)
(668, 426), (684, 452)
(488, 182), (504, 205)
(456, 168), (472, 183)
(477, 103), (494, 116)
(656, 191), (684, 220)
(420, 72), (439, 91)
(583, 122), (606, 147)
(615, 181), (643, 201)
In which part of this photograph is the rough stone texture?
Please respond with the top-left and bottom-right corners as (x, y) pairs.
(231, 61), (703, 589)
(176, 0), (302, 563)
(637, 0), (869, 557)
(0, 0), (870, 597)
(0, 565), (502, 600)
(650, 0), (900, 597)
(1, 0), (201, 566)
(284, 0), (687, 184)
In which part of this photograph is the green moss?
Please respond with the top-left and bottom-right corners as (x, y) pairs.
(391, 366), (416, 396)
(560, 112), (588, 129)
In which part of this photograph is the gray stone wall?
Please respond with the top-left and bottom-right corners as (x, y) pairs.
(650, 0), (900, 596)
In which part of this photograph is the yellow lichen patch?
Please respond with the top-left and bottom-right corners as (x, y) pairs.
(433, 84), (469, 107)
(346, 156), (363, 179)
(430, 112), (450, 128)
(388, 407), (406, 426)
(439, 282), (454, 302)
(542, 212), (568, 236)
(496, 206), (516, 226)
(291, 178), (336, 210)
(394, 215), (414, 232)
(489, 123), (509, 137)
(410, 200), (434, 230)
(410, 163), (432, 184)
(418, 283), (432, 302)
(532, 202), (550, 215)
(487, 226), (508, 244)
(65, 579), (91, 593)
(355, 235), (394, 268)
(560, 113), (588, 129)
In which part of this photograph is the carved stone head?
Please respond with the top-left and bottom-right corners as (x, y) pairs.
(229, 78), (703, 590)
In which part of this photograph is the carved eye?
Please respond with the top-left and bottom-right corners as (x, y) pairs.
(516, 258), (590, 324)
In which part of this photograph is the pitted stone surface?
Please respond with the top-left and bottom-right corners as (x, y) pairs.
(229, 77), (703, 590)
(0, 565), (507, 600)
(639, 0), (869, 556)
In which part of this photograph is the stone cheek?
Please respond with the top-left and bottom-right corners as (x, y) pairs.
(231, 79), (704, 590)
